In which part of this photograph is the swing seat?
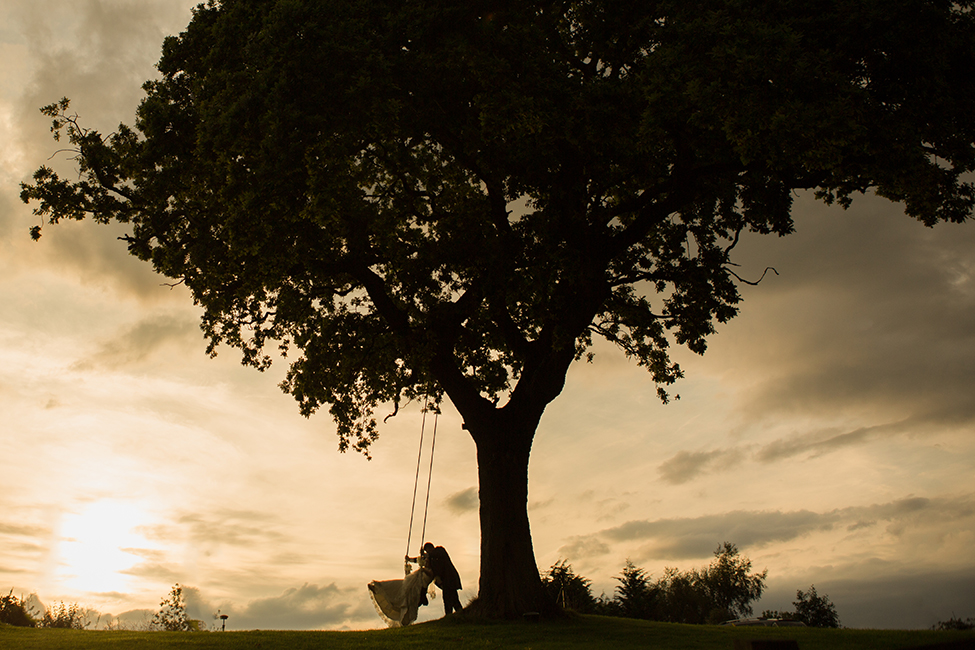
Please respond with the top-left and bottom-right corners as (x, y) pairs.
(368, 568), (433, 627)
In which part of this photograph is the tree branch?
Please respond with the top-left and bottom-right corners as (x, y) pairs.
(726, 265), (779, 286)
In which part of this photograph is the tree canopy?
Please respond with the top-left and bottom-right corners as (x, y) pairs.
(793, 585), (840, 628)
(21, 0), (975, 618)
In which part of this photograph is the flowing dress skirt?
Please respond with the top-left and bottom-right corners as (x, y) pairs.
(368, 569), (433, 627)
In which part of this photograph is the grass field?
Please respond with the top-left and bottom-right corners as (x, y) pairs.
(3, 616), (974, 650)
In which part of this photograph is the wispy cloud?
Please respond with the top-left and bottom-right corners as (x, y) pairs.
(144, 509), (291, 549)
(558, 535), (611, 560)
(657, 447), (748, 484)
(120, 562), (180, 583)
(444, 487), (478, 514)
(72, 313), (198, 371)
(580, 494), (975, 561)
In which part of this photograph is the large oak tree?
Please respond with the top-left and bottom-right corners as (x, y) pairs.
(22, 0), (975, 618)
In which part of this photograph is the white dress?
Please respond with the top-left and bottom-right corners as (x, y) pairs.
(368, 568), (434, 627)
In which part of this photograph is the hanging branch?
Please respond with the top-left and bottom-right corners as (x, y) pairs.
(726, 265), (779, 286)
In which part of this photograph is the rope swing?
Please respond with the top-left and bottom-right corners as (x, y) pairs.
(405, 400), (438, 572)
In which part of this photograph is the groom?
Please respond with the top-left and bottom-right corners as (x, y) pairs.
(411, 542), (463, 615)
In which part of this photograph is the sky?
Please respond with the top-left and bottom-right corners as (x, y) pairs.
(2, 0), (974, 633)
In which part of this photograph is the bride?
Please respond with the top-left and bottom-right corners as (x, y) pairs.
(368, 557), (434, 627)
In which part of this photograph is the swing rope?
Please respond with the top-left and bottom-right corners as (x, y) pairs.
(419, 408), (438, 546)
(405, 401), (438, 568)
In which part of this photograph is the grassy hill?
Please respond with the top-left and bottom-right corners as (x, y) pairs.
(3, 615), (974, 649)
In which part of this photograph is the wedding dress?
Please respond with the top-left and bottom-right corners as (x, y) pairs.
(368, 568), (434, 627)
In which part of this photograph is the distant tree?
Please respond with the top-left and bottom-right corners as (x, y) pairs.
(654, 566), (710, 624)
(614, 560), (659, 620)
(0, 590), (36, 627)
(792, 585), (840, 628)
(40, 600), (94, 629)
(22, 0), (975, 619)
(697, 542), (767, 622)
(541, 559), (597, 613)
(592, 592), (620, 617)
(150, 584), (190, 632)
(761, 609), (798, 621)
(933, 616), (975, 631)
(620, 543), (766, 624)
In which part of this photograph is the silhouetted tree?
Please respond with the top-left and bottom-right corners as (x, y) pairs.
(614, 560), (659, 620)
(592, 592), (620, 617)
(541, 560), (596, 613)
(0, 591), (36, 627)
(606, 544), (765, 624)
(792, 585), (840, 628)
(761, 609), (798, 621)
(933, 616), (975, 631)
(22, 0), (975, 619)
(150, 584), (189, 632)
(697, 542), (767, 622)
(654, 566), (710, 624)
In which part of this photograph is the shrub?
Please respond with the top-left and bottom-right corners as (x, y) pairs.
(933, 616), (975, 631)
(41, 600), (94, 629)
(0, 590), (37, 627)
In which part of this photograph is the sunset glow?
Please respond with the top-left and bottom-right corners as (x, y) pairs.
(54, 501), (152, 595)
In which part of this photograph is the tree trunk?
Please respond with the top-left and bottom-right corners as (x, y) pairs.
(462, 408), (560, 619)
(433, 338), (581, 619)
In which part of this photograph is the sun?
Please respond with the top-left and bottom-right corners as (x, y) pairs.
(55, 500), (155, 594)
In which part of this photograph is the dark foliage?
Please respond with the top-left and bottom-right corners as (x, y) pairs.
(933, 616), (975, 631)
(697, 542), (767, 621)
(761, 609), (799, 621)
(792, 585), (840, 628)
(541, 560), (597, 613)
(614, 560), (660, 620)
(601, 543), (767, 624)
(0, 591), (36, 627)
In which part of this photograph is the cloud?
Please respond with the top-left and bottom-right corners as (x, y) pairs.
(444, 487), (478, 514)
(591, 494), (975, 561)
(4, 0), (196, 301)
(761, 562), (975, 630)
(151, 509), (290, 549)
(240, 583), (367, 629)
(0, 521), (48, 537)
(119, 547), (166, 562)
(199, 583), (374, 631)
(0, 519), (48, 578)
(95, 582), (379, 631)
(120, 562), (180, 583)
(557, 535), (611, 560)
(659, 412), (968, 483)
(658, 447), (748, 484)
(755, 421), (910, 463)
(603, 510), (831, 559)
(123, 508), (300, 588)
(71, 313), (198, 371)
(706, 193), (975, 432)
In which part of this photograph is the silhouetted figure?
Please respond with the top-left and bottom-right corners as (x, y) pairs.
(409, 542), (463, 616)
(368, 567), (433, 627)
